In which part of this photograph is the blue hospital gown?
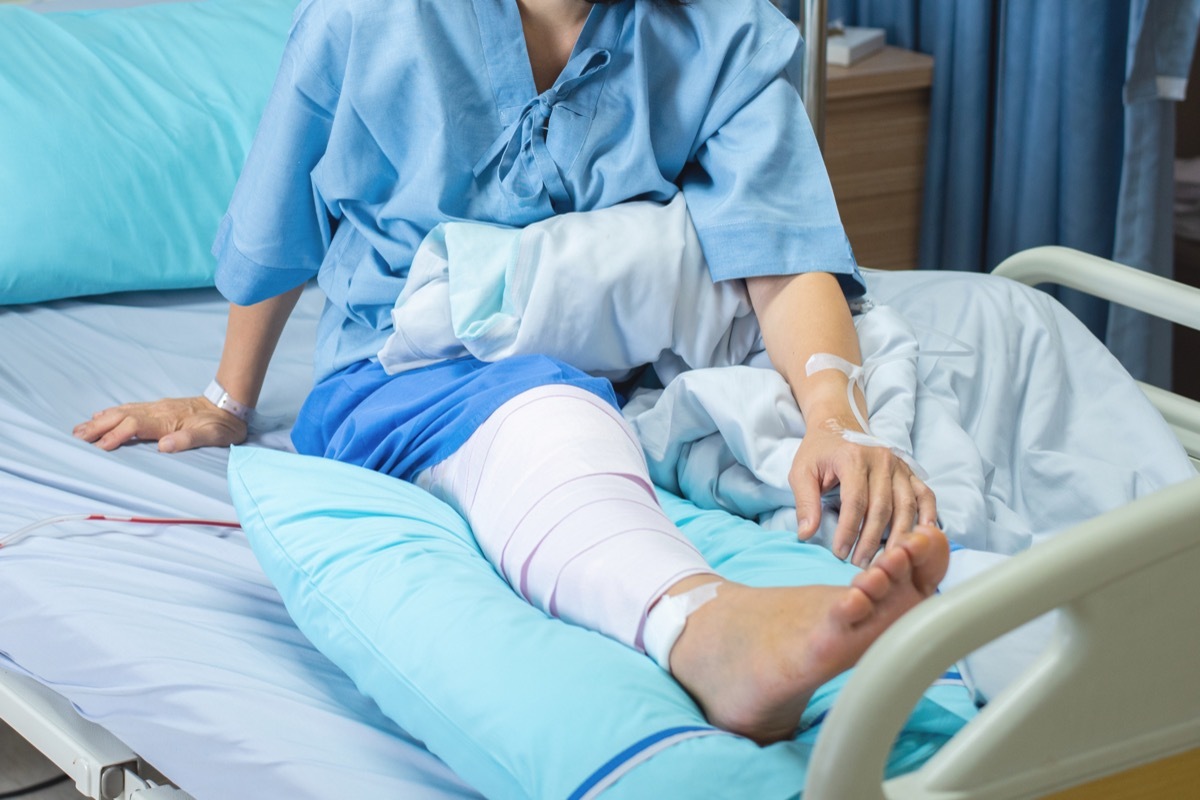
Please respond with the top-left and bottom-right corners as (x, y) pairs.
(213, 0), (863, 479)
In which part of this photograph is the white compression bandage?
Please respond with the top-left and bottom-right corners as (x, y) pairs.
(642, 580), (721, 670)
(416, 384), (716, 659)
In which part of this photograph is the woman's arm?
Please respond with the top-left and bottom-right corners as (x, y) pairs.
(745, 272), (936, 567)
(74, 284), (305, 453)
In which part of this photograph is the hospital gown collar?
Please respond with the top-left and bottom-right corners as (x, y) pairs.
(474, 48), (612, 213)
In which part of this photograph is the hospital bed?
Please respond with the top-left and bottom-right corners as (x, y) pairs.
(3, 1), (1200, 798)
(1, 252), (1197, 800)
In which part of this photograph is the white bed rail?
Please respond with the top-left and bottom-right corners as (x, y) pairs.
(0, 667), (193, 800)
(806, 246), (1200, 798)
(992, 245), (1200, 461)
(805, 473), (1200, 799)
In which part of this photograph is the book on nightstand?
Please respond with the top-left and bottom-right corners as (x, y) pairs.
(826, 26), (886, 67)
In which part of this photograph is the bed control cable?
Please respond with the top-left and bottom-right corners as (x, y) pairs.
(0, 515), (242, 550)
(0, 773), (71, 799)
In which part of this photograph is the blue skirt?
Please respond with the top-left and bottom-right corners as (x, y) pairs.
(291, 354), (620, 481)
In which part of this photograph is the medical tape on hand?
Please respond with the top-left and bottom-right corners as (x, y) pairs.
(803, 317), (977, 480)
(805, 353), (930, 479)
(841, 430), (930, 481)
(642, 581), (721, 671)
(805, 353), (871, 434)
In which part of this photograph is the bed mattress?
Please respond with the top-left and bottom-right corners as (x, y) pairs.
(0, 287), (480, 798)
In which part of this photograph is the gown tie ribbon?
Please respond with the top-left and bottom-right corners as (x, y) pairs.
(474, 48), (611, 212)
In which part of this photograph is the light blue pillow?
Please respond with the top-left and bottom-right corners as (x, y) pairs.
(228, 446), (974, 799)
(0, 0), (296, 304)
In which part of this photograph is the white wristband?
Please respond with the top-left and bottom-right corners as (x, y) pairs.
(643, 581), (721, 671)
(203, 379), (254, 424)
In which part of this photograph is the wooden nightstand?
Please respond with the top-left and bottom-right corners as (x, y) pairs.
(824, 47), (934, 270)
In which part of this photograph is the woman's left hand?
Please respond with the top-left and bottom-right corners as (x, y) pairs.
(742, 270), (938, 566)
(789, 416), (937, 568)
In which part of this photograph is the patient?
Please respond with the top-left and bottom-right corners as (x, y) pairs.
(73, 0), (948, 744)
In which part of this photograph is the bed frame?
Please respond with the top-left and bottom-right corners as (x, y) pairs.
(2, 247), (1197, 800)
(805, 246), (1200, 799)
(0, 667), (186, 799)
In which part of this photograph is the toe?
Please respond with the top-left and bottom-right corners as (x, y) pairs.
(872, 543), (913, 585)
(833, 586), (874, 626)
(850, 564), (893, 603)
(906, 525), (950, 594)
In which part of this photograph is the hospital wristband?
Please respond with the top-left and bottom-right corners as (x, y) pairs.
(203, 379), (254, 424)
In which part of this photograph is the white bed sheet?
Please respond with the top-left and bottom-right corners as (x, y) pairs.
(0, 287), (479, 799)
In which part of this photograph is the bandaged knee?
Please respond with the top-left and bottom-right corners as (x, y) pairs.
(417, 384), (715, 660)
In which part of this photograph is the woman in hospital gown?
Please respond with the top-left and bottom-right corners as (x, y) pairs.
(75, 0), (948, 744)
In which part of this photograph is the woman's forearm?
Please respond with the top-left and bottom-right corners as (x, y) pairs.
(746, 270), (937, 563)
(745, 272), (865, 431)
(215, 284), (306, 408)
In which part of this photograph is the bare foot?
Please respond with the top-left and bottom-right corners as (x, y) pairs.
(666, 524), (949, 744)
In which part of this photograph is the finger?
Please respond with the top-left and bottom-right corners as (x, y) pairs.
(160, 427), (201, 454)
(832, 463), (868, 561)
(73, 406), (129, 442)
(792, 470), (825, 541)
(887, 470), (919, 546)
(95, 416), (142, 451)
(853, 461), (894, 568)
(913, 476), (938, 528)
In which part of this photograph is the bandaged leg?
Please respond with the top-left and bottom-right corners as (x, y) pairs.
(418, 384), (954, 745)
(416, 384), (716, 661)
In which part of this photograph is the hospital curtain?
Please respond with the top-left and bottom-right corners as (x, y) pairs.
(825, 0), (1200, 388)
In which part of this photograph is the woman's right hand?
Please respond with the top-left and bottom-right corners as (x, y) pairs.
(73, 397), (248, 453)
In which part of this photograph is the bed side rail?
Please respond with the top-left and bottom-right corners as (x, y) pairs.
(804, 473), (1200, 799)
(992, 245), (1200, 461)
(0, 667), (193, 799)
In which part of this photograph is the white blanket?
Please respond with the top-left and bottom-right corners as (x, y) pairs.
(380, 194), (760, 383)
(379, 199), (1197, 558)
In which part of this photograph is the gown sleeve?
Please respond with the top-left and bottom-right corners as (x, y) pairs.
(212, 0), (348, 305)
(679, 9), (865, 297)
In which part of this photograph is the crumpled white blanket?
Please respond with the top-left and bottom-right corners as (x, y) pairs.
(628, 268), (1197, 554)
(379, 194), (760, 384)
(380, 197), (1195, 558)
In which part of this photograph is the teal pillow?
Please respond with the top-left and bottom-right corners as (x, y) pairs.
(228, 446), (974, 799)
(0, 0), (296, 304)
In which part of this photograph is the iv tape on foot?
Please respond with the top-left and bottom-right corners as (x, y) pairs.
(642, 580), (721, 670)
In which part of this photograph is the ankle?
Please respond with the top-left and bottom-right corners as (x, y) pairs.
(643, 575), (726, 672)
(661, 573), (726, 601)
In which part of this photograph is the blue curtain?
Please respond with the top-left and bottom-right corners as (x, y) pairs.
(825, 0), (1200, 387)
